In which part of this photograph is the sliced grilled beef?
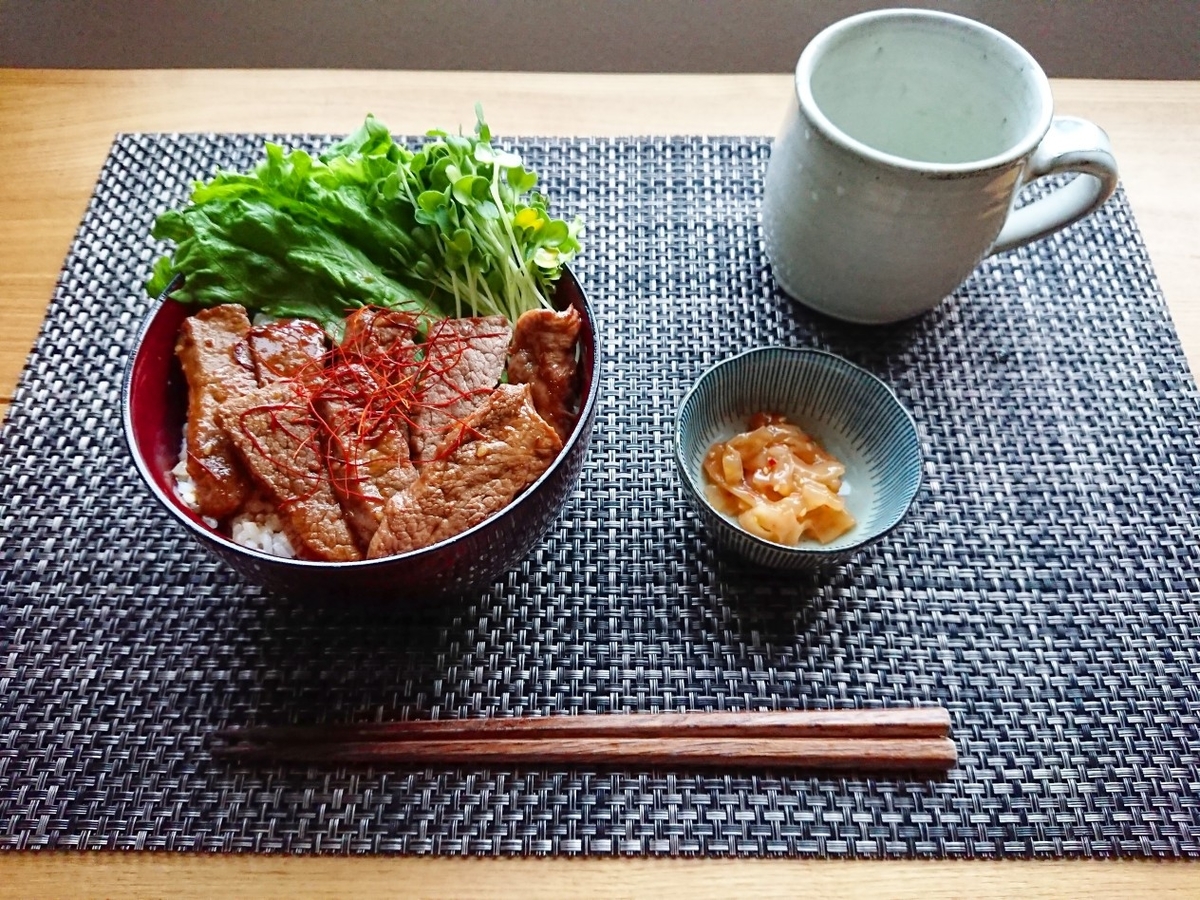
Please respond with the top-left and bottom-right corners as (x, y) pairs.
(175, 304), (258, 519)
(315, 363), (419, 550)
(218, 381), (362, 562)
(367, 383), (562, 558)
(342, 307), (421, 359)
(411, 315), (512, 461)
(315, 308), (423, 548)
(508, 306), (582, 441)
(247, 318), (327, 383)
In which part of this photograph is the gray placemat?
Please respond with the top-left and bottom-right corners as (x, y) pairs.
(1, 133), (1198, 857)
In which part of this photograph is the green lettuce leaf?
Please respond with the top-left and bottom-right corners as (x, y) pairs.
(147, 110), (582, 332)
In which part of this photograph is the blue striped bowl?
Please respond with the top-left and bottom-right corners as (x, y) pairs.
(674, 347), (922, 569)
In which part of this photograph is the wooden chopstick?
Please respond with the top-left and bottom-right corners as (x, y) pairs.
(216, 736), (956, 773)
(214, 709), (956, 775)
(216, 708), (950, 744)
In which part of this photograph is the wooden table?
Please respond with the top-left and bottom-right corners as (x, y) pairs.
(1, 69), (1197, 899)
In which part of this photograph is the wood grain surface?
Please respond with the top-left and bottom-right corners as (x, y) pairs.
(216, 736), (960, 771)
(1, 854), (1197, 899)
(1, 69), (1198, 897)
(215, 706), (953, 741)
(1, 71), (1198, 422)
(214, 709), (956, 770)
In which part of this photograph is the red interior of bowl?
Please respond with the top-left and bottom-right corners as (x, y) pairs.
(125, 295), (217, 530)
(126, 275), (597, 546)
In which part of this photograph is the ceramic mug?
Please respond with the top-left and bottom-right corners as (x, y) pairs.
(762, 8), (1119, 324)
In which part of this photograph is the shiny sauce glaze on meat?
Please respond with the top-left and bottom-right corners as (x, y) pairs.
(173, 303), (582, 561)
(315, 308), (421, 548)
(411, 315), (512, 461)
(367, 383), (562, 558)
(247, 318), (327, 384)
(508, 307), (582, 442)
(174, 305), (259, 519)
(219, 379), (363, 561)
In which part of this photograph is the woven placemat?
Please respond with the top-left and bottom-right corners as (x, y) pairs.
(1, 133), (1198, 857)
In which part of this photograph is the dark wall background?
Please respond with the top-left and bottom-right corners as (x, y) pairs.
(1, 0), (1197, 78)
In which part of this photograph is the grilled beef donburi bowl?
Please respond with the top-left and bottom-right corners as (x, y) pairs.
(122, 270), (599, 602)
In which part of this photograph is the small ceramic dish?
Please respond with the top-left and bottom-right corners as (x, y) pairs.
(674, 347), (921, 569)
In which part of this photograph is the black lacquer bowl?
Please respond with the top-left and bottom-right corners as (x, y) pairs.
(122, 271), (600, 601)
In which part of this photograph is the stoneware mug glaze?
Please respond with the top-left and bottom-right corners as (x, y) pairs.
(762, 8), (1119, 324)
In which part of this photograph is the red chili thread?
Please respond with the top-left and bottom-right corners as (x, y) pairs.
(234, 400), (326, 509)
(231, 308), (502, 502)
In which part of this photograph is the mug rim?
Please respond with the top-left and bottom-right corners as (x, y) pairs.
(794, 8), (1055, 175)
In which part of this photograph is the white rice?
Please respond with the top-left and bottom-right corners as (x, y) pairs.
(173, 431), (296, 558)
(228, 503), (296, 559)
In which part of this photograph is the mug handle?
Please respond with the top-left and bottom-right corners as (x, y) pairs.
(990, 116), (1119, 255)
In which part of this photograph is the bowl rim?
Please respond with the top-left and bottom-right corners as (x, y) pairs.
(122, 269), (601, 570)
(672, 345), (923, 557)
